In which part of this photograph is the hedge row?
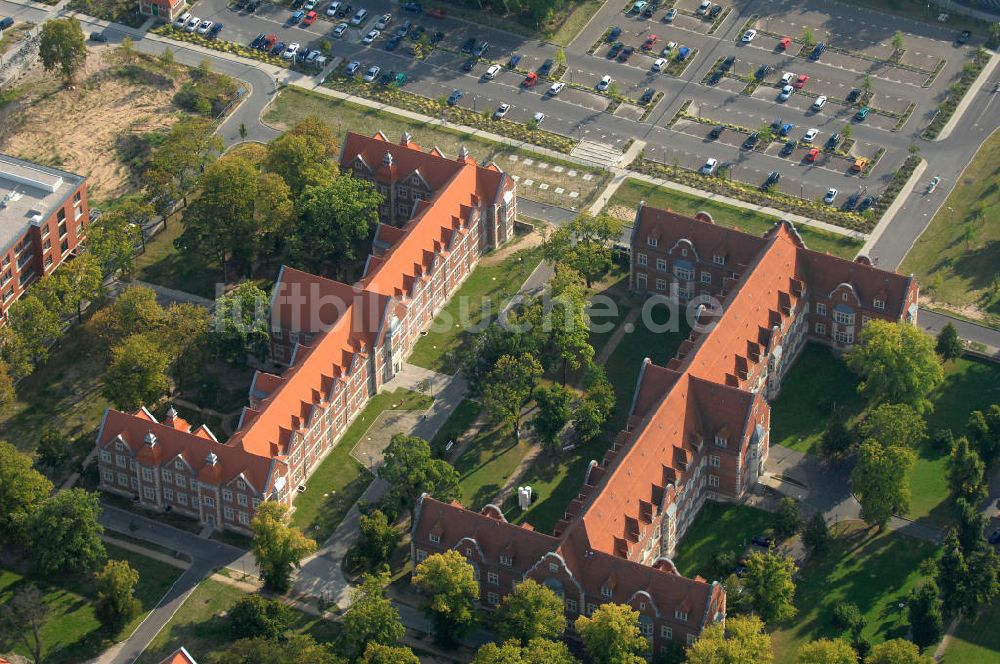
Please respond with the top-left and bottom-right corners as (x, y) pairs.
(153, 25), (287, 68)
(872, 154), (921, 218)
(922, 51), (990, 139)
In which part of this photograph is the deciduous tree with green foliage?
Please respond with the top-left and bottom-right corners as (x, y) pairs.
(954, 498), (988, 553)
(146, 116), (223, 210)
(845, 320), (943, 413)
(482, 353), (543, 440)
(743, 550), (797, 624)
(851, 439), (914, 530)
(250, 501), (317, 593)
(412, 550), (479, 645)
(935, 322), (963, 361)
(908, 579), (943, 651)
(9, 294), (62, 364)
(211, 282), (272, 366)
(542, 213), (624, 287)
(361, 643), (420, 664)
(863, 639), (933, 664)
(0, 440), (53, 537)
(820, 408), (853, 459)
(532, 384), (572, 448)
(802, 512), (832, 557)
(574, 603), (648, 664)
(797, 638), (857, 664)
(355, 509), (402, 571)
(687, 615), (772, 664)
(472, 638), (577, 664)
(859, 403), (926, 450)
(27, 488), (105, 575)
(342, 571), (406, 658)
(95, 559), (141, 632)
(88, 285), (164, 352)
(0, 584), (48, 664)
(102, 334), (172, 411)
(264, 117), (339, 195)
(88, 209), (142, 279)
(36, 429), (70, 470)
(216, 634), (344, 664)
(965, 404), (1000, 465)
(493, 579), (566, 645)
(379, 434), (460, 519)
(0, 325), (34, 381)
(39, 17), (87, 85)
(935, 529), (999, 620)
(774, 497), (802, 538)
(946, 437), (986, 505)
(228, 594), (293, 640)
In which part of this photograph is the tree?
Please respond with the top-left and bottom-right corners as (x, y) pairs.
(52, 254), (105, 322)
(955, 498), (988, 553)
(117, 36), (136, 63)
(892, 30), (904, 52)
(360, 643), (420, 664)
(841, 123), (852, 143)
(342, 572), (406, 658)
(215, 635), (345, 664)
(102, 334), (172, 411)
(250, 501), (317, 593)
(0, 325), (34, 381)
(908, 580), (944, 651)
(845, 320), (943, 413)
(146, 116), (223, 211)
(864, 639), (933, 664)
(851, 439), (914, 530)
(9, 295), (62, 364)
(933, 529), (999, 620)
(0, 361), (14, 415)
(966, 404), (1000, 465)
(264, 117), (339, 195)
(287, 175), (380, 278)
(936, 530), (968, 618)
(87, 285), (165, 353)
(802, 513), (832, 557)
(36, 429), (70, 470)
(412, 550), (479, 645)
(27, 488), (105, 575)
(532, 385), (572, 448)
(575, 603), (648, 664)
(39, 17), (87, 85)
(95, 559), (141, 632)
(355, 510), (402, 571)
(0, 441), (53, 538)
(493, 579), (566, 645)
(464, 324), (540, 397)
(228, 594), (293, 640)
(797, 638), (857, 664)
(481, 353), (542, 440)
(0, 584), (48, 664)
(946, 437), (986, 505)
(473, 638), (577, 664)
(686, 615), (772, 664)
(573, 366), (616, 442)
(935, 322), (963, 361)
(211, 282), (272, 366)
(379, 434), (460, 519)
(541, 213), (624, 287)
(774, 497), (802, 539)
(553, 46), (566, 69)
(859, 403), (926, 450)
(832, 601), (866, 636)
(743, 550), (797, 624)
(801, 26), (815, 47)
(820, 409), (853, 458)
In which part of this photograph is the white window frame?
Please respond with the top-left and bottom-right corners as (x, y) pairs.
(637, 253), (647, 267)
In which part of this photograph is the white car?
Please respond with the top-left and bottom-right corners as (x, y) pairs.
(663, 40), (677, 53)
(174, 11), (191, 27)
(533, 111), (545, 124)
(333, 22), (349, 37)
(700, 157), (718, 175)
(812, 95), (827, 109)
(823, 188), (838, 204)
(363, 64), (380, 82)
(781, 72), (795, 85)
(283, 42), (300, 59)
(802, 128), (819, 142)
(350, 8), (368, 25)
(493, 103), (510, 119)
(778, 84), (793, 101)
(652, 57), (666, 72)
(697, 0), (711, 13)
(345, 60), (361, 75)
(374, 13), (391, 29)
(547, 81), (565, 96)
(185, 16), (200, 31)
(197, 20), (213, 34)
(362, 29), (380, 44)
(326, 1), (340, 16)
(741, 29), (756, 42)
(483, 64), (502, 80)
(926, 176), (940, 193)
(597, 75), (612, 91)
(304, 0), (317, 9)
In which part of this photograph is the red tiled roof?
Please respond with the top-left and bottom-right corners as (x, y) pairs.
(160, 647), (198, 664)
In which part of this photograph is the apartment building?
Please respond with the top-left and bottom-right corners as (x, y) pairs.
(95, 131), (516, 533)
(0, 154), (89, 319)
(411, 204), (917, 656)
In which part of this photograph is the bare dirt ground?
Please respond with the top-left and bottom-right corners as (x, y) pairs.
(0, 50), (180, 202)
(480, 229), (544, 266)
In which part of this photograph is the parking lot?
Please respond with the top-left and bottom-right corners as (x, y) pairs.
(184, 0), (987, 212)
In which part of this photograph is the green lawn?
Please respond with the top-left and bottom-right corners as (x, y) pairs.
(671, 502), (777, 579)
(901, 127), (1000, 328)
(455, 423), (534, 510)
(408, 244), (544, 374)
(771, 522), (938, 664)
(134, 219), (224, 299)
(549, 0), (607, 45)
(771, 345), (1000, 524)
(431, 398), (481, 453)
(290, 388), (432, 540)
(608, 179), (863, 259)
(943, 598), (1000, 663)
(0, 545), (182, 664)
(137, 579), (340, 664)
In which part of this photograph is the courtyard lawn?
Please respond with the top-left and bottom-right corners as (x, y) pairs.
(671, 502), (777, 579)
(901, 127), (1000, 328)
(0, 545), (182, 664)
(133, 218), (223, 299)
(607, 179), (863, 260)
(770, 522), (938, 664)
(137, 579), (340, 664)
(290, 388), (432, 541)
(431, 398), (481, 453)
(408, 244), (544, 374)
(943, 598), (1000, 663)
(455, 423), (534, 510)
(771, 346), (1000, 524)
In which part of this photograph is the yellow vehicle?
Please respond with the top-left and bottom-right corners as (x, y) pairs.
(852, 157), (869, 173)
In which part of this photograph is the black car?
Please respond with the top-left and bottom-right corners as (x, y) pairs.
(608, 26), (622, 42)
(743, 132), (759, 149)
(858, 195), (877, 212)
(957, 30), (971, 45)
(245, 0), (259, 12)
(461, 37), (476, 53)
(461, 57), (476, 71)
(707, 4), (722, 18)
(846, 87), (861, 104)
(291, 0), (304, 7)
(618, 46), (635, 62)
(447, 89), (464, 105)
(755, 64), (772, 80)
(336, 2), (352, 16)
(608, 42), (624, 59)
(539, 58), (554, 75)
(843, 191), (860, 210)
(809, 42), (826, 60)
(473, 41), (490, 56)
(708, 125), (724, 140)
(825, 133), (841, 150)
(642, 4), (654, 17)
(89, 31), (108, 42)
(780, 139), (796, 156)
(751, 534), (774, 547)
(708, 71), (722, 85)
(639, 87), (655, 104)
(208, 22), (223, 37)
(378, 71), (393, 84)
(234, 0), (248, 9)
(762, 171), (781, 189)
(250, 32), (266, 48)
(988, 528), (1000, 545)
(271, 41), (286, 56)
(721, 55), (735, 70)
(387, 34), (402, 50)
(403, 1), (422, 11)
(430, 31), (444, 44)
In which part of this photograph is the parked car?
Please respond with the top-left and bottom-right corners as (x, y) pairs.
(858, 195), (877, 211)
(802, 128), (818, 142)
(653, 57), (667, 72)
(246, 1), (260, 13)
(793, 74), (809, 89)
(173, 12), (190, 27)
(809, 42), (826, 60)
(608, 42), (624, 58)
(805, 147), (820, 161)
(305, 49), (321, 65)
(778, 84), (793, 101)
(522, 72), (538, 87)
(843, 191), (860, 210)
(926, 175), (941, 193)
(741, 29), (756, 42)
(263, 33), (278, 50)
(708, 70), (723, 85)
(708, 125), (724, 140)
(345, 60), (361, 75)
(661, 41), (676, 55)
(333, 22), (349, 37)
(781, 72), (795, 85)
(484, 64), (501, 80)
(533, 111), (545, 124)
(302, 10), (318, 25)
(493, 103), (510, 119)
(461, 37), (476, 53)
(547, 81), (565, 95)
(662, 7), (677, 22)
(708, 4), (722, 19)
(326, 2), (341, 16)
(721, 55), (735, 70)
(987, 528), (1000, 545)
(271, 41), (286, 55)
(403, 1), (422, 11)
(823, 188), (838, 204)
(779, 122), (794, 136)
(762, 171), (780, 189)
(639, 87), (655, 104)
(597, 75), (612, 91)
(250, 32), (266, 48)
(780, 139), (796, 156)
(208, 22), (223, 37)
(751, 535), (773, 547)
(461, 57), (476, 72)
(852, 157), (869, 172)
(283, 42), (301, 59)
(350, 8), (368, 25)
(956, 30), (971, 45)
(386, 34), (402, 49)
(700, 157), (718, 175)
(374, 13), (391, 29)
(473, 40), (490, 56)
(755, 64), (772, 80)
(608, 26), (622, 42)
(396, 20), (412, 37)
(812, 95), (827, 110)
(89, 31), (108, 42)
(289, 10), (305, 23)
(508, 53), (521, 69)
(825, 132), (840, 149)
(697, 0), (710, 13)
(303, 0), (317, 9)
(185, 16), (201, 31)
(778, 36), (791, 50)
(742, 132), (759, 149)
(618, 46), (634, 62)
(363, 65), (380, 81)
(846, 87), (862, 103)
(335, 2), (352, 17)
(447, 89), (464, 105)
(539, 59), (554, 76)
(855, 106), (870, 121)
(677, 46), (690, 60)
(362, 29), (379, 44)
(642, 34), (659, 50)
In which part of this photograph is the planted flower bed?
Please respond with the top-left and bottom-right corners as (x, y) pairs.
(153, 25), (286, 67)
(922, 49), (990, 139)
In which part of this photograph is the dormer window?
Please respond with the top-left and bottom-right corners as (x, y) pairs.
(549, 562), (559, 573)
(500, 554), (513, 567)
(680, 248), (688, 257)
(429, 533), (440, 544)
(601, 586), (612, 598)
(873, 298), (885, 310)
(675, 610), (688, 621)
(714, 435), (727, 448)
(647, 237), (658, 247)
(713, 254), (725, 265)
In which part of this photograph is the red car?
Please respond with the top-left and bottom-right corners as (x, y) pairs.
(793, 74), (809, 89)
(642, 34), (658, 50)
(302, 10), (318, 24)
(264, 33), (278, 49)
(805, 147), (820, 162)
(778, 36), (791, 50)
(522, 72), (538, 87)
(426, 7), (445, 17)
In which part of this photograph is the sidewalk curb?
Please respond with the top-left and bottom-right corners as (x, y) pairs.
(860, 158), (926, 260)
(935, 52), (999, 142)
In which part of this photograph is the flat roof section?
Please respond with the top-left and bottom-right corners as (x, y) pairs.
(0, 153), (86, 255)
